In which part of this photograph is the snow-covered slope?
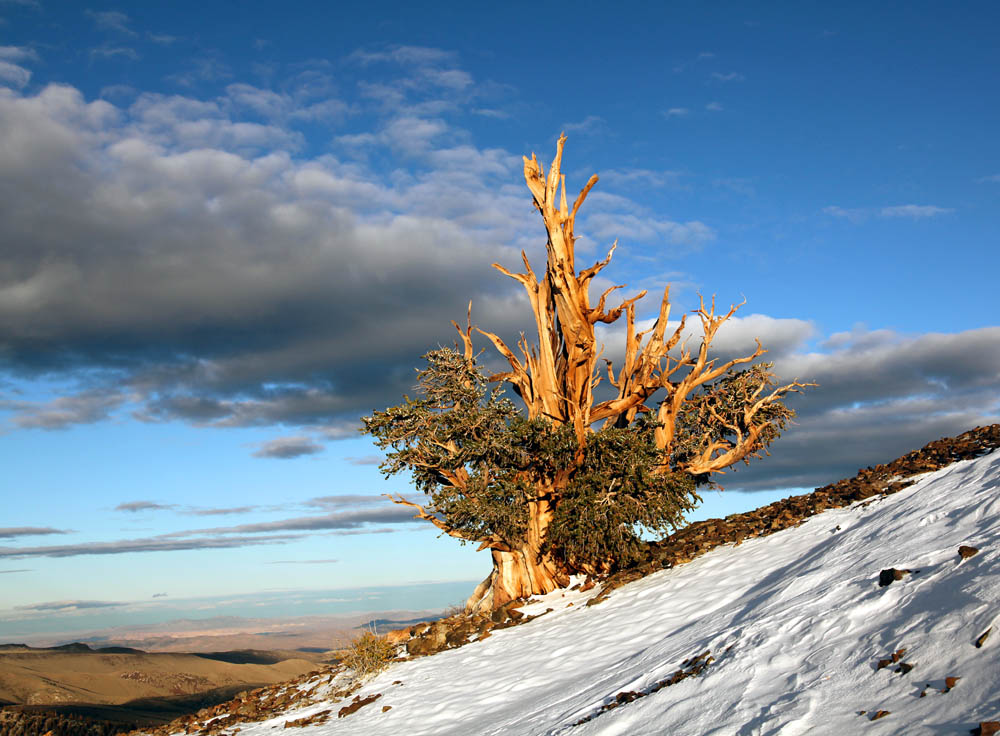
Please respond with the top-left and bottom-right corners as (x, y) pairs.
(163, 449), (1000, 735)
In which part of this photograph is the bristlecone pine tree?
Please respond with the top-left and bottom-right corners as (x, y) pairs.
(363, 135), (812, 613)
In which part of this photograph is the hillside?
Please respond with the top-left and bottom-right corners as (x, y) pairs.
(131, 427), (1000, 735)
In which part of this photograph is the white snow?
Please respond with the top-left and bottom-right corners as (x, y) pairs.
(167, 449), (1000, 735)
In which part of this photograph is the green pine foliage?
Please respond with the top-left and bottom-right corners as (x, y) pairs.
(363, 348), (576, 549)
(549, 417), (700, 573)
(363, 348), (708, 573)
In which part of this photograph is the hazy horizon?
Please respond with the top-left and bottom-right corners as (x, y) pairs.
(0, 580), (475, 645)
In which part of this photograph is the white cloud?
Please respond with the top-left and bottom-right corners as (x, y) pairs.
(85, 10), (136, 35)
(664, 107), (690, 118)
(89, 45), (140, 62)
(561, 115), (608, 136)
(349, 46), (454, 67)
(418, 67), (473, 91)
(822, 205), (866, 221)
(0, 45), (38, 62)
(711, 72), (744, 82)
(472, 108), (510, 119)
(0, 60), (30, 87)
(586, 213), (715, 248)
(599, 168), (685, 189)
(706, 101), (724, 111)
(825, 204), (954, 222)
(879, 204), (954, 218)
(224, 82), (350, 124)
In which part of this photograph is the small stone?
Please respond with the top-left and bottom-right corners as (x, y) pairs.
(958, 545), (980, 560)
(892, 648), (907, 663)
(975, 628), (992, 648)
(877, 658), (893, 670)
(615, 690), (641, 704)
(879, 568), (910, 586)
(871, 710), (890, 720)
(382, 705), (392, 713)
(896, 662), (915, 675)
(973, 722), (1000, 736)
(942, 676), (961, 692)
(337, 693), (382, 718)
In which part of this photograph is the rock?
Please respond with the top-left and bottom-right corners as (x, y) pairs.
(338, 693), (382, 718)
(877, 658), (892, 670)
(959, 545), (980, 560)
(942, 676), (961, 692)
(976, 628), (992, 648)
(879, 568), (912, 586)
(973, 722), (1000, 736)
(896, 662), (915, 675)
(283, 710), (331, 728)
(445, 619), (478, 647)
(384, 627), (412, 645)
(382, 705), (392, 712)
(871, 710), (891, 720)
(406, 635), (444, 657)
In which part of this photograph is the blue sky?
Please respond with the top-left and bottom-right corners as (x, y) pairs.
(1, 0), (998, 636)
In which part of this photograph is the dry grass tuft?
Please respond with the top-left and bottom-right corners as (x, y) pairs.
(343, 628), (396, 678)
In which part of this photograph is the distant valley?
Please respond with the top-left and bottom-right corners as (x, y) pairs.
(0, 610), (440, 735)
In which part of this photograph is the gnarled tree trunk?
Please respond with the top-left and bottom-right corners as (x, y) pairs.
(465, 499), (569, 613)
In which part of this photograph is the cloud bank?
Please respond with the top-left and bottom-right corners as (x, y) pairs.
(0, 44), (995, 517)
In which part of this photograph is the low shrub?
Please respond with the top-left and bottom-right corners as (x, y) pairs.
(343, 629), (396, 678)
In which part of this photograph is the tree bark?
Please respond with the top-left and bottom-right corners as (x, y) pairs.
(465, 497), (569, 613)
(466, 546), (569, 613)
